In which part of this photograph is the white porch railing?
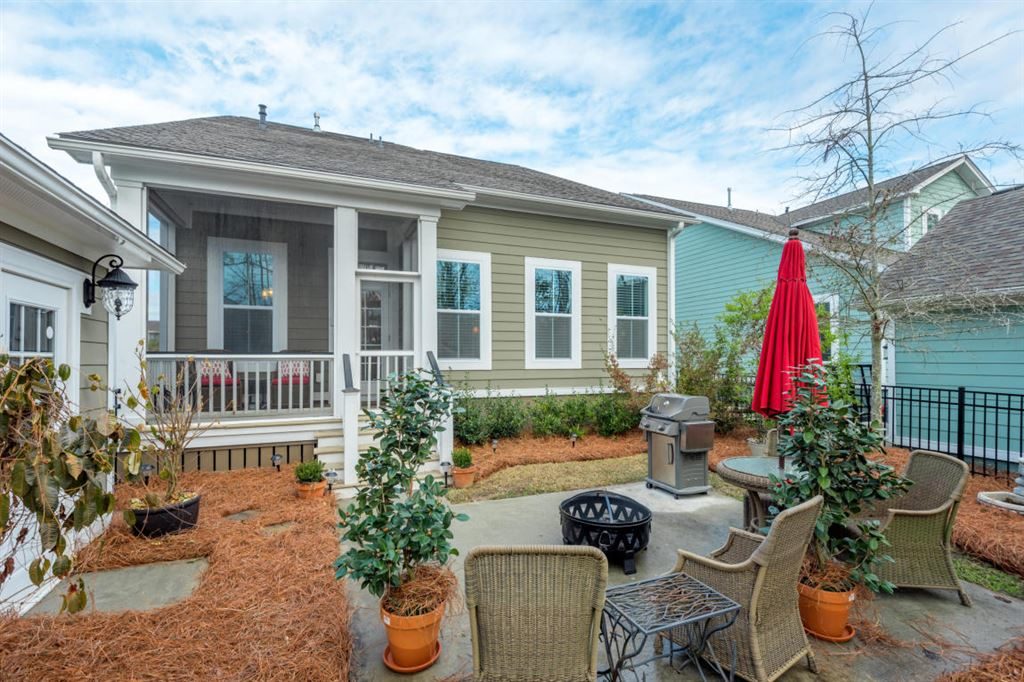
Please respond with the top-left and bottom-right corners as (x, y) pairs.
(146, 353), (333, 419)
(359, 350), (416, 410)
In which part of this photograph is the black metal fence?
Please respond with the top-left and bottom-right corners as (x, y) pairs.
(855, 383), (1023, 476)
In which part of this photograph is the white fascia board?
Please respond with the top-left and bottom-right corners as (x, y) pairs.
(624, 194), (782, 243)
(47, 136), (477, 204)
(909, 155), (994, 196)
(460, 185), (686, 229)
(4, 135), (184, 274)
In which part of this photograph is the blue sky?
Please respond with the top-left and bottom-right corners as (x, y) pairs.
(1, 0), (1021, 212)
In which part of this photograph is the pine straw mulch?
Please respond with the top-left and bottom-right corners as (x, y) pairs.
(876, 448), (1024, 578)
(938, 636), (1024, 682)
(0, 467), (351, 681)
(463, 430), (648, 480)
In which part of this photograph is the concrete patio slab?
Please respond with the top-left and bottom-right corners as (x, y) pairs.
(345, 483), (1024, 681)
(29, 557), (208, 615)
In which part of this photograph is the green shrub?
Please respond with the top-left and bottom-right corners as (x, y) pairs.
(484, 395), (528, 439)
(529, 391), (565, 437)
(294, 459), (325, 483)
(451, 447), (473, 469)
(453, 391), (487, 445)
(592, 393), (641, 436)
(560, 393), (594, 436)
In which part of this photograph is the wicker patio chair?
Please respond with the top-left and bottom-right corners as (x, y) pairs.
(464, 545), (608, 681)
(660, 495), (824, 682)
(854, 449), (972, 606)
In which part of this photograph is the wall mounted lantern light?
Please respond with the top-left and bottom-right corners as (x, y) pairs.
(84, 254), (137, 320)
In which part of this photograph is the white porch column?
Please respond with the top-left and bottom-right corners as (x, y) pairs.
(417, 214), (452, 463)
(110, 181), (147, 415)
(418, 215), (438, 367)
(334, 207), (361, 483)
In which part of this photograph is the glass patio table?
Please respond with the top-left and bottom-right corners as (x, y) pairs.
(716, 456), (795, 532)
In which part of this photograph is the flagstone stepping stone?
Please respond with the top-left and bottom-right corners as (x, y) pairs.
(225, 509), (260, 521)
(260, 521), (295, 536)
(29, 557), (208, 615)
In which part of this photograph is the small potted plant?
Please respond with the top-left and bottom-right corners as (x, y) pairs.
(451, 447), (476, 489)
(294, 460), (327, 499)
(746, 415), (778, 457)
(770, 364), (908, 642)
(118, 344), (213, 537)
(335, 371), (467, 673)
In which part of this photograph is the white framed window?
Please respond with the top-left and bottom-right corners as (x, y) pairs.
(437, 249), (491, 370)
(607, 264), (657, 368)
(525, 257), (581, 370)
(813, 292), (838, 363)
(207, 237), (288, 352)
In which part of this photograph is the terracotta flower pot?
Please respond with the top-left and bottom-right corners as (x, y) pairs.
(798, 582), (857, 642)
(452, 465), (477, 489)
(381, 600), (445, 672)
(296, 479), (326, 500)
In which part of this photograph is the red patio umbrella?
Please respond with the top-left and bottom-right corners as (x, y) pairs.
(751, 229), (823, 418)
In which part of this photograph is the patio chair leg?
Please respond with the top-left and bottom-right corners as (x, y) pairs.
(806, 651), (818, 673)
(958, 588), (972, 607)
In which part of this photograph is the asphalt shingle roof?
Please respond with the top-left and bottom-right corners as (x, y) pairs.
(58, 116), (666, 214)
(781, 157), (966, 226)
(880, 185), (1024, 300)
(632, 194), (789, 234)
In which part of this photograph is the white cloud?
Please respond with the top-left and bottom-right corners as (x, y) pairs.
(0, 0), (1019, 211)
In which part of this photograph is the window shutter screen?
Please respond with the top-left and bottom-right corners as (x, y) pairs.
(615, 274), (648, 359)
(437, 260), (482, 360)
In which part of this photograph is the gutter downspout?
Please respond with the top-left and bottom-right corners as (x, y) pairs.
(667, 223), (684, 388)
(92, 151), (117, 205)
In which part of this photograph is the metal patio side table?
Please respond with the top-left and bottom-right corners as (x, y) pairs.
(599, 572), (740, 682)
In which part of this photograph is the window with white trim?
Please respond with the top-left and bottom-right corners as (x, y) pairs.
(813, 293), (838, 363)
(207, 237), (288, 352)
(437, 250), (491, 370)
(525, 257), (581, 369)
(925, 210), (942, 235)
(607, 264), (657, 367)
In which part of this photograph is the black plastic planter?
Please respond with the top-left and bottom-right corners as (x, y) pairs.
(130, 495), (202, 537)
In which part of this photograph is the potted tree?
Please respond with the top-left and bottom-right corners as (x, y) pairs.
(335, 371), (467, 673)
(118, 345), (213, 537)
(1, 355), (141, 613)
(450, 447), (476, 489)
(294, 459), (326, 499)
(770, 364), (909, 642)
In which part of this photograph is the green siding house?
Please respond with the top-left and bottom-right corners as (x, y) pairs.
(628, 156), (994, 384)
(48, 111), (686, 483)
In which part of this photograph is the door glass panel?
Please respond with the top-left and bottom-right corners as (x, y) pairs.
(7, 303), (56, 360)
(360, 281), (413, 351)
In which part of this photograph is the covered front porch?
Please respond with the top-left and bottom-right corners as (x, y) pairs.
(139, 186), (429, 421)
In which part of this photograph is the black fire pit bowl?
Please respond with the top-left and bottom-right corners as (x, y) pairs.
(559, 490), (652, 574)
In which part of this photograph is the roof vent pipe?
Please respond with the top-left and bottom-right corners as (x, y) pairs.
(727, 187), (732, 210)
(258, 104), (267, 128)
(313, 112), (321, 132)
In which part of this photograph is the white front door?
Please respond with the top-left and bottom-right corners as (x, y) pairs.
(1, 273), (68, 366)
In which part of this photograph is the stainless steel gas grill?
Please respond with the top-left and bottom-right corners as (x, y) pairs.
(640, 394), (714, 498)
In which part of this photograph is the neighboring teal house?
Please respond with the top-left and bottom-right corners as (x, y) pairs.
(879, 186), (1023, 465)
(627, 155), (994, 384)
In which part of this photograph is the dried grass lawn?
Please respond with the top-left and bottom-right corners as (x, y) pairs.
(0, 467), (351, 681)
